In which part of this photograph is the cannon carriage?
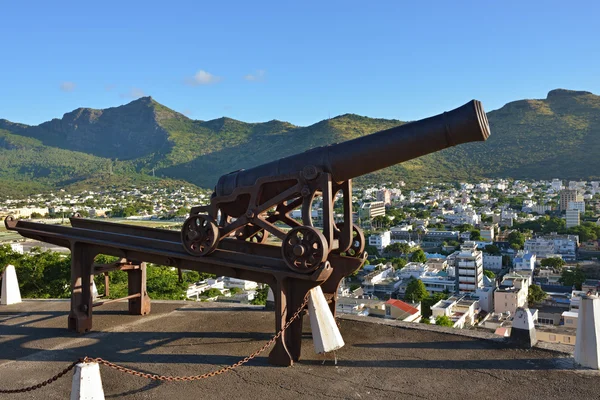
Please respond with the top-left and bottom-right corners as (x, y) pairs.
(181, 99), (490, 274)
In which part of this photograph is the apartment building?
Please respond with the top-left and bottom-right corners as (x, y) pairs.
(455, 241), (484, 293)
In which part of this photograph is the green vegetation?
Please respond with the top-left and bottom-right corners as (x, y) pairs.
(410, 249), (427, 263)
(483, 269), (495, 279)
(540, 257), (566, 270)
(0, 246), (206, 300)
(2, 89), (600, 196)
(559, 267), (587, 290)
(435, 315), (454, 327)
(251, 286), (269, 305)
(527, 284), (547, 305)
(404, 278), (428, 303)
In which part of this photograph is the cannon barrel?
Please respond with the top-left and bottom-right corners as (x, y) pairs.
(216, 100), (490, 196)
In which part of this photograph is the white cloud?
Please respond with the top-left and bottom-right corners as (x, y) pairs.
(185, 70), (221, 86)
(60, 81), (76, 92)
(120, 87), (145, 99)
(244, 69), (266, 82)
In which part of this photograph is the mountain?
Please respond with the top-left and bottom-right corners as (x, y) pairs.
(1, 89), (599, 197)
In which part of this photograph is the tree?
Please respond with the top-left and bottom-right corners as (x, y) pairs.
(527, 284), (547, 305)
(483, 269), (495, 279)
(507, 231), (525, 249)
(435, 315), (454, 327)
(559, 267), (586, 290)
(470, 230), (482, 241)
(251, 286), (269, 305)
(229, 287), (243, 295)
(484, 244), (501, 256)
(404, 278), (429, 303)
(349, 283), (361, 292)
(385, 242), (411, 254)
(410, 249), (427, 263)
(364, 245), (380, 257)
(390, 257), (407, 269)
(540, 257), (566, 271)
(456, 224), (474, 233)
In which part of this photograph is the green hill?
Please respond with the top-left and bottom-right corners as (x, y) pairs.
(1, 89), (599, 197)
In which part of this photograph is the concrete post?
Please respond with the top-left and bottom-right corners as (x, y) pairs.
(574, 295), (600, 369)
(1, 265), (22, 305)
(308, 286), (345, 354)
(265, 287), (275, 311)
(70, 362), (105, 400)
(509, 307), (537, 348)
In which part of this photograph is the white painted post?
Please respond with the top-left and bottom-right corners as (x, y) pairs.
(307, 286), (345, 354)
(509, 307), (537, 348)
(1, 265), (22, 305)
(92, 280), (99, 301)
(574, 295), (600, 369)
(70, 362), (105, 400)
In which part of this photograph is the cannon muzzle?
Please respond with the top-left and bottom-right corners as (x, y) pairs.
(216, 100), (490, 196)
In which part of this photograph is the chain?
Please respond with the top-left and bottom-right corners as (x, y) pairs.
(87, 294), (310, 381)
(0, 294), (310, 391)
(0, 360), (80, 394)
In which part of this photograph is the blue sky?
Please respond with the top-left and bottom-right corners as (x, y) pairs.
(1, 1), (599, 127)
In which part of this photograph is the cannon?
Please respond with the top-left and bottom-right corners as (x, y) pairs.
(4, 99), (490, 367)
(182, 99), (490, 272)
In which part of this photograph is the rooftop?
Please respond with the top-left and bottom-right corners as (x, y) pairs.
(0, 300), (598, 399)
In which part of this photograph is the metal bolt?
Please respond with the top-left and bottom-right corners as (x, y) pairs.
(301, 187), (311, 197)
(303, 165), (318, 180)
(246, 210), (255, 219)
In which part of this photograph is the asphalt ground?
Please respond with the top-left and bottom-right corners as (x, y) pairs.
(0, 300), (598, 400)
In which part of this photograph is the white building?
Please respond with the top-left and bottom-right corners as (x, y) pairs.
(475, 287), (495, 312)
(455, 242), (484, 293)
(566, 209), (580, 228)
(568, 201), (585, 213)
(224, 277), (258, 291)
(431, 296), (480, 329)
(368, 231), (391, 252)
(480, 225), (495, 241)
(494, 276), (529, 314)
(551, 179), (563, 192)
(483, 254), (503, 272)
(513, 252), (536, 271)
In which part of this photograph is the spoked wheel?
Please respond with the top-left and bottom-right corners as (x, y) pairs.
(235, 224), (269, 243)
(335, 223), (365, 257)
(181, 214), (220, 256)
(282, 226), (328, 273)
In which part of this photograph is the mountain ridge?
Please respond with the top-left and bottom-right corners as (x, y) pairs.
(1, 89), (599, 196)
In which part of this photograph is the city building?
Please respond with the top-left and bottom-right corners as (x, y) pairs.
(430, 295), (480, 328)
(358, 201), (385, 225)
(493, 276), (528, 314)
(559, 189), (583, 211)
(376, 189), (392, 205)
(524, 234), (578, 261)
(475, 287), (495, 312)
(513, 252), (536, 271)
(368, 231), (391, 252)
(482, 254), (503, 272)
(566, 209), (580, 228)
(568, 201), (586, 213)
(480, 225), (495, 241)
(455, 241), (484, 293)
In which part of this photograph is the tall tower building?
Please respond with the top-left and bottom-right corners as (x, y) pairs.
(456, 241), (484, 293)
(560, 189), (583, 211)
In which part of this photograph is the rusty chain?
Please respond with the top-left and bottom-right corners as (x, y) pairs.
(0, 359), (80, 394)
(0, 294), (309, 392)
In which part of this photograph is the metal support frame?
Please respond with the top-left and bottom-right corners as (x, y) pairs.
(5, 216), (363, 366)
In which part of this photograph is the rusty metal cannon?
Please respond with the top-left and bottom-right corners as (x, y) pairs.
(181, 100), (490, 273)
(5, 99), (490, 367)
